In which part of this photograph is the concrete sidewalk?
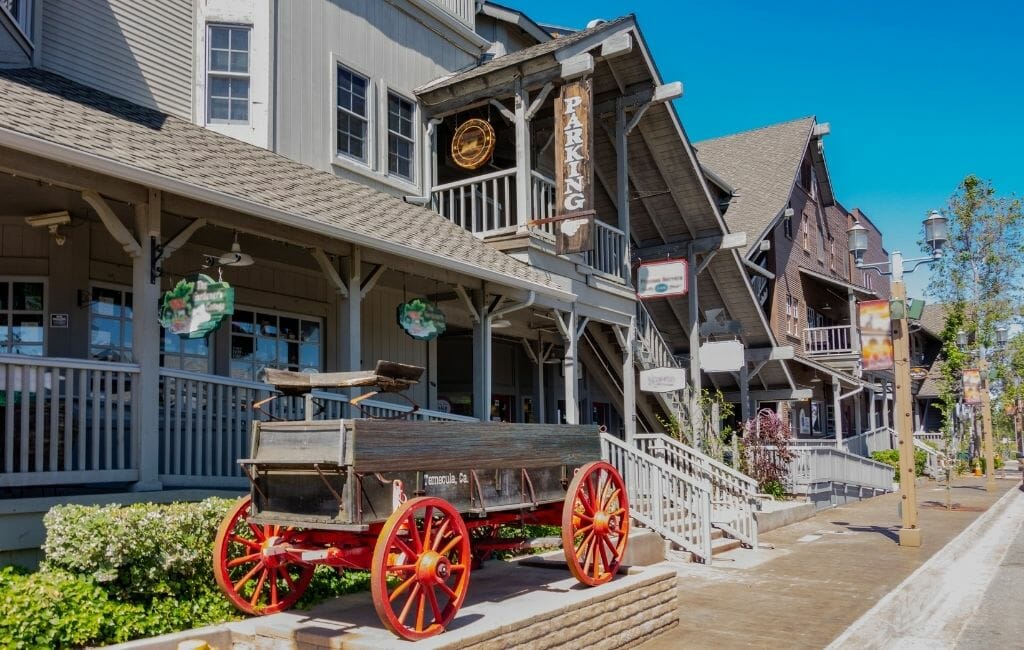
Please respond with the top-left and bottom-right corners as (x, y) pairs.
(639, 473), (1023, 650)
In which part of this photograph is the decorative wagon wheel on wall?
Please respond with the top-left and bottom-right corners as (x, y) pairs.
(561, 460), (630, 586)
(450, 118), (496, 170)
(213, 496), (315, 614)
(371, 496), (472, 640)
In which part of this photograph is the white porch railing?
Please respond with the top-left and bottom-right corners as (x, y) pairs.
(768, 445), (894, 508)
(840, 426), (895, 456)
(634, 433), (758, 548)
(0, 355), (139, 487)
(157, 369), (477, 488)
(602, 431), (713, 563)
(803, 325), (854, 355)
(431, 169), (628, 281)
(913, 437), (946, 479)
(635, 301), (688, 426)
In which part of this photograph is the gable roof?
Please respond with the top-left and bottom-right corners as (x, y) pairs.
(0, 68), (570, 299)
(479, 1), (552, 44)
(917, 303), (948, 340)
(694, 117), (815, 257)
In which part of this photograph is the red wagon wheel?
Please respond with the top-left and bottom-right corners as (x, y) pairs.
(213, 496), (315, 615)
(371, 496), (471, 640)
(562, 461), (630, 586)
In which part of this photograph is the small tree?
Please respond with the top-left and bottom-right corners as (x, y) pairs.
(740, 409), (795, 497)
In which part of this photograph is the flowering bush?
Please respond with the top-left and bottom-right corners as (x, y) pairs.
(42, 497), (236, 600)
(741, 409), (796, 493)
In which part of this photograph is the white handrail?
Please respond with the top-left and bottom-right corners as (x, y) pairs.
(768, 445), (895, 497)
(431, 167), (516, 192)
(803, 325), (854, 355)
(0, 353), (140, 373)
(602, 431), (713, 563)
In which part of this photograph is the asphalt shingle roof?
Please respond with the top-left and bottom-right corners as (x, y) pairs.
(416, 16), (632, 94)
(0, 68), (565, 295)
(694, 117), (814, 257)
(917, 303), (948, 339)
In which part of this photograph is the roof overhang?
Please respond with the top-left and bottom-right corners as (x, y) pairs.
(792, 355), (868, 390)
(479, 2), (552, 44)
(0, 126), (576, 304)
(799, 266), (877, 298)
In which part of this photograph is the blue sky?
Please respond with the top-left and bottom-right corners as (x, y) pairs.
(511, 1), (1024, 298)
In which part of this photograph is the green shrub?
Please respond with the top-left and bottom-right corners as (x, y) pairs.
(760, 479), (786, 500)
(42, 497), (236, 601)
(871, 449), (928, 481)
(979, 456), (1006, 473)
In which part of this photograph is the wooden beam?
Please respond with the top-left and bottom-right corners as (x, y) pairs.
(360, 264), (387, 299)
(311, 248), (348, 297)
(722, 388), (813, 402)
(0, 146), (148, 205)
(82, 190), (142, 257)
(161, 218), (206, 258)
(745, 346), (795, 361)
(634, 232), (747, 260)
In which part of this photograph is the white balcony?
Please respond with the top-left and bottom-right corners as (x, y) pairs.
(430, 168), (628, 281)
(803, 325), (854, 356)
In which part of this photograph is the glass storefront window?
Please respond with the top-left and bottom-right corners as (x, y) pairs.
(0, 280), (45, 355)
(230, 309), (322, 381)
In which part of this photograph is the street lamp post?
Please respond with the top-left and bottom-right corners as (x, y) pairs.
(848, 210), (948, 548)
(956, 325), (1006, 492)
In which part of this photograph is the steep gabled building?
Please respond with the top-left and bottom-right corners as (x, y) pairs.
(696, 117), (893, 441)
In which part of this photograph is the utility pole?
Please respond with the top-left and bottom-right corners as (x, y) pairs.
(889, 269), (920, 547)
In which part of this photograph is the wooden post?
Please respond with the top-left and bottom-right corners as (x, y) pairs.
(615, 105), (631, 282)
(891, 278), (921, 547)
(854, 391), (863, 435)
(622, 318), (636, 443)
(514, 79), (531, 229)
(833, 377), (843, 448)
(537, 340), (547, 424)
(687, 245), (702, 444)
(739, 363), (751, 423)
(979, 356), (996, 491)
(131, 190), (162, 491)
(473, 291), (492, 421)
(869, 383), (877, 429)
(882, 381), (890, 429)
(562, 308), (579, 425)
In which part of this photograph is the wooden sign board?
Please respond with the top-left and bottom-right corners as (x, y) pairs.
(637, 259), (688, 299)
(640, 367), (688, 393)
(554, 79), (594, 232)
(555, 212), (595, 255)
(699, 340), (744, 373)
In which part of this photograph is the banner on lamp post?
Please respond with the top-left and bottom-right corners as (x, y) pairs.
(963, 368), (983, 404)
(858, 299), (894, 371)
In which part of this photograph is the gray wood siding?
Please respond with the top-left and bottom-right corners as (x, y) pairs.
(428, 0), (475, 27)
(361, 285), (429, 406)
(40, 0), (192, 118)
(274, 0), (478, 190)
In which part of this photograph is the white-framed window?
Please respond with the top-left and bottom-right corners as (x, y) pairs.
(90, 286), (134, 363)
(229, 309), (322, 381)
(782, 214), (793, 239)
(786, 294), (800, 336)
(863, 271), (873, 292)
(810, 167), (818, 200)
(336, 64), (370, 163)
(206, 24), (251, 124)
(387, 91), (416, 181)
(829, 236), (836, 271)
(0, 278), (45, 355)
(89, 285), (213, 371)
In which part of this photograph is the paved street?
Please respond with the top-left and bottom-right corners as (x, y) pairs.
(638, 473), (1022, 650)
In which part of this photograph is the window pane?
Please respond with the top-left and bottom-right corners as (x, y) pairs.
(182, 337), (209, 355)
(231, 78), (249, 100)
(255, 337), (276, 362)
(279, 317), (299, 341)
(161, 356), (181, 370)
(13, 282), (43, 311)
(0, 314), (7, 343)
(301, 321), (320, 343)
(284, 341), (299, 366)
(163, 330), (181, 353)
(14, 345), (43, 357)
(209, 98), (230, 120)
(210, 76), (231, 97)
(256, 313), (277, 336)
(0, 282), (7, 310)
(230, 361), (253, 381)
(299, 343), (319, 369)
(91, 287), (122, 317)
(229, 99), (248, 122)
(232, 310), (255, 334)
(209, 49), (230, 72)
(182, 356), (209, 373)
(231, 335), (253, 361)
(230, 27), (249, 51)
(210, 26), (230, 49)
(230, 51), (249, 73)
(91, 316), (120, 348)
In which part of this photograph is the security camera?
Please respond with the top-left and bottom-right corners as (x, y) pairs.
(24, 211), (71, 228)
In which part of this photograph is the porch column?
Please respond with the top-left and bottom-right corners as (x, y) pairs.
(868, 383), (877, 429)
(739, 363), (751, 422)
(513, 78), (532, 229)
(854, 391), (863, 435)
(833, 377), (843, 448)
(132, 190), (162, 491)
(554, 308), (582, 425)
(473, 290), (492, 421)
(687, 245), (703, 444)
(341, 247), (362, 373)
(615, 319), (637, 442)
(848, 288), (860, 355)
(882, 381), (890, 429)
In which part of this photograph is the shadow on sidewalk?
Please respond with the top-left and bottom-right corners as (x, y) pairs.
(837, 524), (900, 542)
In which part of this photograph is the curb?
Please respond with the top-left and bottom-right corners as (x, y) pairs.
(827, 482), (1024, 649)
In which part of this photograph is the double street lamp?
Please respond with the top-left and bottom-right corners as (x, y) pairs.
(847, 210), (948, 548)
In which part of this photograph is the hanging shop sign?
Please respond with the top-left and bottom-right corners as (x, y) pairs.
(555, 78), (594, 218)
(397, 298), (446, 341)
(159, 274), (234, 339)
(640, 367), (688, 393)
(451, 118), (496, 170)
(700, 340), (744, 373)
(962, 368), (983, 405)
(909, 367), (929, 381)
(555, 212), (596, 255)
(858, 299), (893, 371)
(636, 259), (688, 299)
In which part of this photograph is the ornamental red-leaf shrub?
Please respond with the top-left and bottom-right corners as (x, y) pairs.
(741, 409), (796, 492)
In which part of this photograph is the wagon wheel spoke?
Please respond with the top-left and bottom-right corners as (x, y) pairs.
(562, 462), (631, 587)
(372, 497), (471, 641)
(214, 497), (315, 616)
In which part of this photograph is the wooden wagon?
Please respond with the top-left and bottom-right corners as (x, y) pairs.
(213, 362), (630, 640)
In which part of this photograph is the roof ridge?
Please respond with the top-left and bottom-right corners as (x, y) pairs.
(694, 115), (815, 146)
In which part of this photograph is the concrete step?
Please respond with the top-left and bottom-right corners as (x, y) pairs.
(710, 528), (724, 541)
(711, 536), (743, 555)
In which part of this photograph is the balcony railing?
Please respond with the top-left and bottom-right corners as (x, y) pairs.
(431, 168), (628, 281)
(803, 325), (853, 356)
